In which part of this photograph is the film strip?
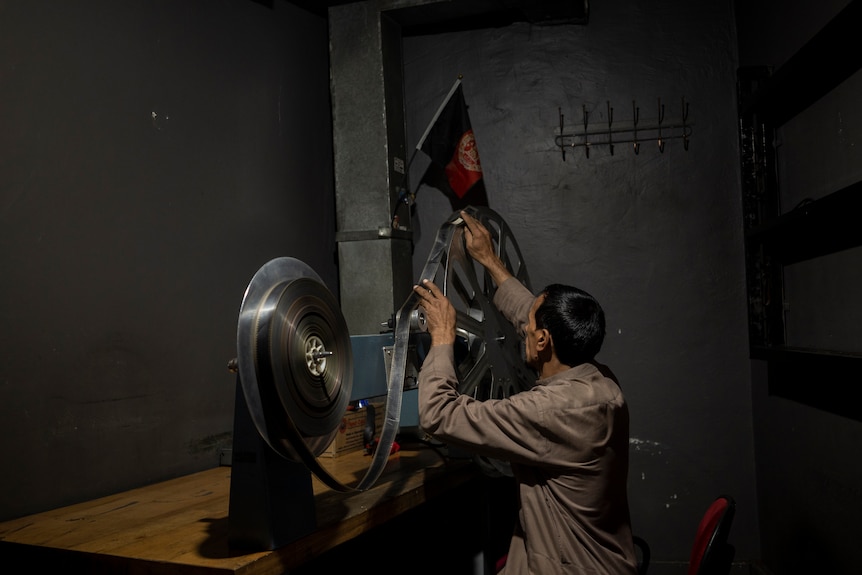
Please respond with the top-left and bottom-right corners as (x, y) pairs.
(235, 206), (533, 491)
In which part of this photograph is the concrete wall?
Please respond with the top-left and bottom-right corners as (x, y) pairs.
(0, 0), (337, 520)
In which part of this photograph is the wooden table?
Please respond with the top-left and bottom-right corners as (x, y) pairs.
(0, 445), (478, 574)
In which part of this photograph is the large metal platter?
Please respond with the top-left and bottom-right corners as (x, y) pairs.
(236, 257), (352, 464)
(387, 206), (535, 478)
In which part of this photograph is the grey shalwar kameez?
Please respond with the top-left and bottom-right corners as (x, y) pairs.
(418, 277), (637, 575)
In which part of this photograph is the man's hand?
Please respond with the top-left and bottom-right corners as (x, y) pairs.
(460, 210), (513, 286)
(413, 279), (456, 346)
(461, 210), (495, 266)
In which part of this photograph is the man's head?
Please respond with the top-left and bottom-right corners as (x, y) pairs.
(528, 284), (606, 368)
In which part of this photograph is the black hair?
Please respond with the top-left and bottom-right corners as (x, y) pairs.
(534, 284), (605, 366)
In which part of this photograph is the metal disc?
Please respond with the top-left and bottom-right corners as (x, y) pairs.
(268, 277), (351, 440)
(328, 206), (535, 490)
(442, 208), (535, 402)
(396, 206), (534, 478)
(236, 258), (352, 461)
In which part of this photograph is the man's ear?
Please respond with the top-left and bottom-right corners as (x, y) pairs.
(536, 328), (551, 351)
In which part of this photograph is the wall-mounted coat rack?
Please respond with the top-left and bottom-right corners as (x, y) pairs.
(555, 98), (691, 160)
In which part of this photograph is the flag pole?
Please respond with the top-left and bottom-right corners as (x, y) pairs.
(415, 75), (463, 151)
(391, 75), (464, 229)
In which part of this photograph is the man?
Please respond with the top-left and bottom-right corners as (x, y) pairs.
(413, 210), (637, 575)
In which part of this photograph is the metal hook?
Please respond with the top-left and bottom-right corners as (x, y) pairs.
(607, 101), (614, 156)
(681, 97), (690, 151)
(554, 96), (691, 159)
(657, 97), (665, 153)
(583, 104), (590, 158)
(559, 107), (566, 161)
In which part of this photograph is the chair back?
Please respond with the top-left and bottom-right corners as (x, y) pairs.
(687, 495), (736, 575)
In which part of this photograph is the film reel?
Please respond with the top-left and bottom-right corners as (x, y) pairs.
(434, 207), (535, 403)
(407, 206), (536, 476)
(235, 206), (533, 492)
(236, 258), (353, 473)
(236, 256), (405, 492)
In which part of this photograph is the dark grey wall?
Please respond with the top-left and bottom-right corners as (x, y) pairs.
(0, 0), (336, 520)
(403, 0), (756, 568)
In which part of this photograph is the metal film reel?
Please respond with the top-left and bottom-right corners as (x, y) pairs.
(235, 256), (426, 492)
(392, 206), (536, 477)
(439, 207), (536, 403)
(236, 259), (352, 456)
(236, 257), (359, 492)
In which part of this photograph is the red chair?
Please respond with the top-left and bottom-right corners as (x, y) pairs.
(633, 494), (735, 575)
(503, 496), (735, 575)
(687, 495), (736, 575)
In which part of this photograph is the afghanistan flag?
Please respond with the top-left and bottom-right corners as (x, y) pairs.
(419, 84), (483, 199)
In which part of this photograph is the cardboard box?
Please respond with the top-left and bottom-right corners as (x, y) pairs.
(320, 402), (385, 458)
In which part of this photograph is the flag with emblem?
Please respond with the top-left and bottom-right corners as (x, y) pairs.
(418, 81), (483, 199)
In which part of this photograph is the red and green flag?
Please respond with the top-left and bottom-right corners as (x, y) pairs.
(418, 82), (483, 199)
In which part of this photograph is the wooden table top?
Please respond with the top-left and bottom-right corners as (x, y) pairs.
(0, 444), (476, 575)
